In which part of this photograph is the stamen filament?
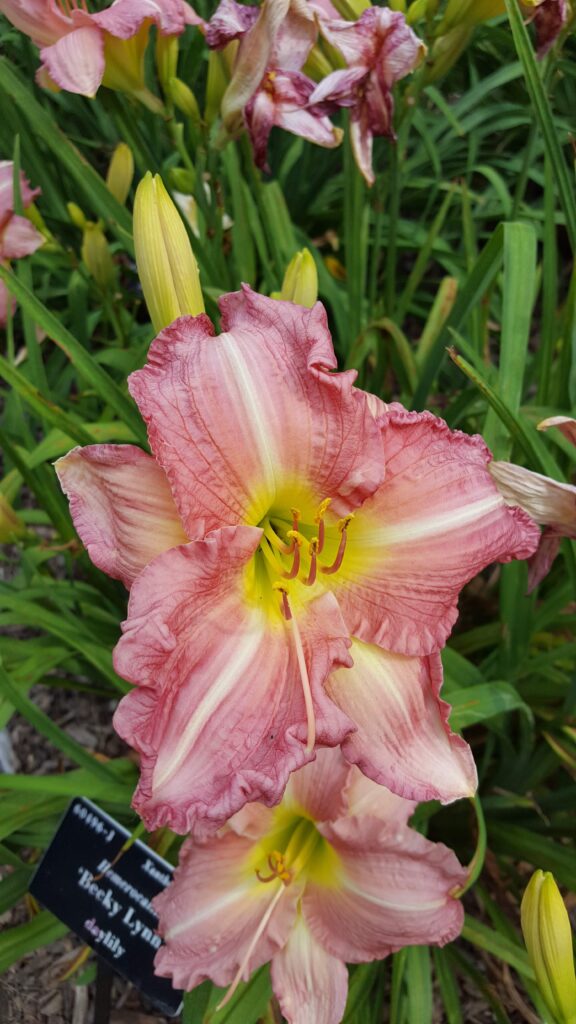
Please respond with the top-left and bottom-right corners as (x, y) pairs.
(289, 607), (316, 753)
(215, 884), (285, 1011)
(259, 538), (286, 576)
(321, 516), (353, 576)
(273, 582), (292, 620)
(263, 520), (292, 555)
(303, 538), (318, 587)
(314, 498), (331, 555)
(282, 532), (301, 580)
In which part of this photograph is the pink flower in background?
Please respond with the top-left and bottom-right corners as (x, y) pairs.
(490, 416), (576, 590)
(311, 8), (426, 185)
(153, 748), (467, 1024)
(528, 0), (568, 57)
(207, 0), (341, 168)
(0, 0), (201, 98)
(56, 288), (538, 836)
(0, 161), (43, 326)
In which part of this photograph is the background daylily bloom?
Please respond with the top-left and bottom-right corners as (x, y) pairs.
(207, 0), (341, 167)
(0, 0), (201, 100)
(310, 8), (426, 185)
(0, 160), (43, 326)
(56, 288), (537, 835)
(153, 748), (468, 1024)
(490, 416), (576, 590)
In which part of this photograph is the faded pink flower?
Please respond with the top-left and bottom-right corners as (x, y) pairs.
(0, 0), (201, 98)
(0, 161), (43, 326)
(153, 748), (467, 1024)
(207, 0), (341, 168)
(56, 289), (538, 836)
(529, 0), (568, 57)
(311, 8), (426, 185)
(490, 416), (576, 590)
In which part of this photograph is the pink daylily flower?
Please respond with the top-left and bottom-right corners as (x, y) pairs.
(56, 288), (538, 836)
(490, 416), (576, 590)
(310, 8), (426, 185)
(0, 0), (201, 98)
(153, 748), (468, 1024)
(207, 0), (341, 168)
(0, 161), (43, 326)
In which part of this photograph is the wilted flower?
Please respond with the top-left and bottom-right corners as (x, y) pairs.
(207, 0), (341, 169)
(154, 748), (468, 1024)
(0, 0), (201, 102)
(521, 869), (576, 1024)
(56, 287), (538, 836)
(311, 8), (426, 185)
(0, 161), (44, 326)
(490, 416), (576, 590)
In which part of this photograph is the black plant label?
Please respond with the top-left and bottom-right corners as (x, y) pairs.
(29, 797), (182, 1017)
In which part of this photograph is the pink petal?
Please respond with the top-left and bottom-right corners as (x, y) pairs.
(206, 0), (260, 48)
(303, 815), (466, 962)
(113, 526), (354, 836)
(0, 161), (41, 221)
(0, 215), (43, 260)
(326, 643), (477, 804)
(350, 104), (375, 187)
(334, 407), (540, 656)
(309, 67), (368, 108)
(40, 25), (105, 96)
(220, 0), (291, 135)
(0, 0), (67, 46)
(538, 415), (576, 448)
(154, 830), (299, 990)
(284, 747), (351, 824)
(344, 767), (416, 826)
(527, 529), (562, 591)
(128, 290), (384, 538)
(245, 87), (276, 171)
(271, 915), (348, 1024)
(489, 461), (576, 535)
(91, 0), (191, 37)
(55, 445), (188, 589)
(273, 76), (341, 149)
(0, 280), (16, 327)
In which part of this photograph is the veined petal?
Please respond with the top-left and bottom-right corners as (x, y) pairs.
(538, 415), (576, 448)
(489, 461), (576, 535)
(206, 0), (260, 48)
(0, 215), (43, 260)
(303, 815), (466, 962)
(0, 161), (40, 221)
(335, 408), (539, 655)
(154, 830), (299, 990)
(220, 0), (290, 136)
(40, 26), (105, 96)
(349, 104), (375, 187)
(91, 0), (190, 38)
(113, 526), (354, 836)
(284, 747), (351, 824)
(271, 914), (348, 1024)
(55, 445), (188, 588)
(527, 530), (562, 592)
(326, 643), (477, 804)
(344, 767), (416, 826)
(128, 289), (384, 535)
(0, 0), (68, 46)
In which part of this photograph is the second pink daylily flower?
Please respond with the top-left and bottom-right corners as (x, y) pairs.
(0, 0), (200, 99)
(154, 748), (468, 1024)
(0, 161), (43, 325)
(56, 288), (538, 835)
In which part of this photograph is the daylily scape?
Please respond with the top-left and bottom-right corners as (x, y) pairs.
(154, 748), (468, 1024)
(56, 287), (539, 836)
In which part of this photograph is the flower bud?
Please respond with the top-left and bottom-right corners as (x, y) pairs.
(133, 172), (204, 332)
(169, 168), (196, 194)
(278, 250), (318, 308)
(67, 202), (87, 230)
(0, 494), (26, 543)
(205, 50), (229, 126)
(156, 34), (179, 93)
(521, 870), (576, 1024)
(106, 143), (134, 206)
(329, 0), (371, 16)
(81, 222), (116, 292)
(169, 78), (201, 129)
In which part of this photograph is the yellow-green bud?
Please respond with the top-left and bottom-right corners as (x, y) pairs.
(521, 870), (576, 1024)
(423, 25), (472, 83)
(81, 222), (115, 292)
(0, 494), (26, 543)
(329, 0), (371, 16)
(205, 50), (230, 126)
(278, 250), (318, 308)
(169, 77), (201, 128)
(407, 0), (428, 24)
(389, 0), (407, 12)
(133, 172), (204, 332)
(67, 202), (87, 230)
(169, 167), (196, 194)
(106, 143), (134, 206)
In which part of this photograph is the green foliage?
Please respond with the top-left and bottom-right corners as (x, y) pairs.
(0, 1), (575, 1020)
